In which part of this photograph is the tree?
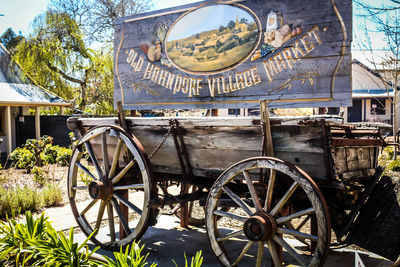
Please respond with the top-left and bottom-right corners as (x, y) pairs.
(49, 0), (153, 42)
(0, 28), (24, 51)
(13, 11), (92, 109)
(227, 20), (236, 30)
(354, 0), (400, 137)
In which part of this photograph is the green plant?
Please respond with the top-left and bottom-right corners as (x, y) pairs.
(0, 186), (43, 218)
(10, 147), (36, 171)
(56, 146), (72, 166)
(32, 166), (47, 187)
(27, 226), (101, 266)
(41, 183), (63, 207)
(0, 211), (47, 266)
(103, 242), (157, 267)
(0, 211), (100, 266)
(173, 251), (203, 267)
(388, 159), (400, 172)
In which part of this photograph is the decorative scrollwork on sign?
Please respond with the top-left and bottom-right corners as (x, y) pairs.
(131, 83), (161, 97)
(269, 73), (319, 94)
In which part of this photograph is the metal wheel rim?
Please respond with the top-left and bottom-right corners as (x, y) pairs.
(206, 156), (331, 267)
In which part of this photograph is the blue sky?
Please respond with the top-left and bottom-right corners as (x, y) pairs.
(168, 5), (254, 41)
(0, 0), (198, 35)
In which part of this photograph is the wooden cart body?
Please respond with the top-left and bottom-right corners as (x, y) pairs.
(67, 115), (396, 264)
(69, 116), (385, 183)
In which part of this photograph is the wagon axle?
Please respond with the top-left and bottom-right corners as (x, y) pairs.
(88, 180), (113, 200)
(243, 212), (277, 242)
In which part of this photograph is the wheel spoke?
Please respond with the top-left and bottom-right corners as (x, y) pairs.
(107, 202), (115, 241)
(273, 235), (307, 267)
(217, 229), (243, 242)
(256, 241), (264, 267)
(72, 185), (88, 191)
(102, 133), (110, 178)
(113, 184), (144, 190)
(267, 240), (282, 267)
(264, 169), (276, 211)
(84, 142), (104, 179)
(277, 227), (318, 242)
(111, 198), (132, 236)
(81, 199), (99, 215)
(95, 200), (106, 231)
(109, 139), (123, 179)
(222, 186), (253, 216)
(283, 222), (310, 246)
(114, 192), (142, 215)
(276, 208), (315, 224)
(243, 170), (263, 212)
(232, 241), (254, 266)
(111, 160), (136, 184)
(270, 182), (299, 216)
(213, 210), (247, 222)
(76, 162), (97, 181)
(296, 215), (311, 231)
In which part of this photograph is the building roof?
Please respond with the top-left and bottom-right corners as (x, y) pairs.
(352, 88), (394, 99)
(0, 43), (70, 106)
(0, 82), (70, 106)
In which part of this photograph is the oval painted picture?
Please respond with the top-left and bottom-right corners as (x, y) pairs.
(165, 4), (261, 74)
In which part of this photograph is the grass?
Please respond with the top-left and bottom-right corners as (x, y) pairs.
(0, 182), (63, 219)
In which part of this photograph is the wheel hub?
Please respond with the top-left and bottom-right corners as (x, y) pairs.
(243, 213), (276, 241)
(88, 180), (113, 200)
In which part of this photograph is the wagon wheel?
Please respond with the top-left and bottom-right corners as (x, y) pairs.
(68, 125), (156, 250)
(206, 157), (331, 267)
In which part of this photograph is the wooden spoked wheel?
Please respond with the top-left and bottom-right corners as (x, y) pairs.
(68, 125), (156, 250)
(206, 157), (331, 267)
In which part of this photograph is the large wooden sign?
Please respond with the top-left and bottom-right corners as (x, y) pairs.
(114, 0), (351, 110)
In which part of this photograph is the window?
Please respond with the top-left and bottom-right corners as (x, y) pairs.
(228, 109), (240, 116)
(370, 99), (385, 115)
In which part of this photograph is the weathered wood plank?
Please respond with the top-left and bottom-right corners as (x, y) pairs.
(114, 0), (351, 110)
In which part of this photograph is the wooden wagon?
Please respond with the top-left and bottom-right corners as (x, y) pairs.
(66, 112), (390, 266)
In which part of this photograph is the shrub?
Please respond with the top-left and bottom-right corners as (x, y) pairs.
(388, 159), (400, 172)
(103, 242), (157, 267)
(41, 183), (63, 207)
(0, 211), (47, 266)
(10, 147), (36, 171)
(0, 186), (43, 218)
(0, 211), (101, 267)
(32, 166), (47, 187)
(10, 136), (72, 171)
(56, 146), (72, 166)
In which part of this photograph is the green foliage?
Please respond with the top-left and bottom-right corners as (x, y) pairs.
(0, 28), (24, 51)
(10, 135), (72, 171)
(103, 242), (157, 267)
(0, 211), (47, 266)
(41, 183), (63, 207)
(32, 166), (47, 187)
(0, 211), (100, 266)
(27, 226), (100, 266)
(10, 147), (36, 171)
(388, 159), (400, 171)
(0, 186), (43, 218)
(55, 146), (72, 166)
(173, 251), (204, 267)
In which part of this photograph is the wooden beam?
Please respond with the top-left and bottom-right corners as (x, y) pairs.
(35, 106), (40, 140)
(5, 106), (12, 155)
